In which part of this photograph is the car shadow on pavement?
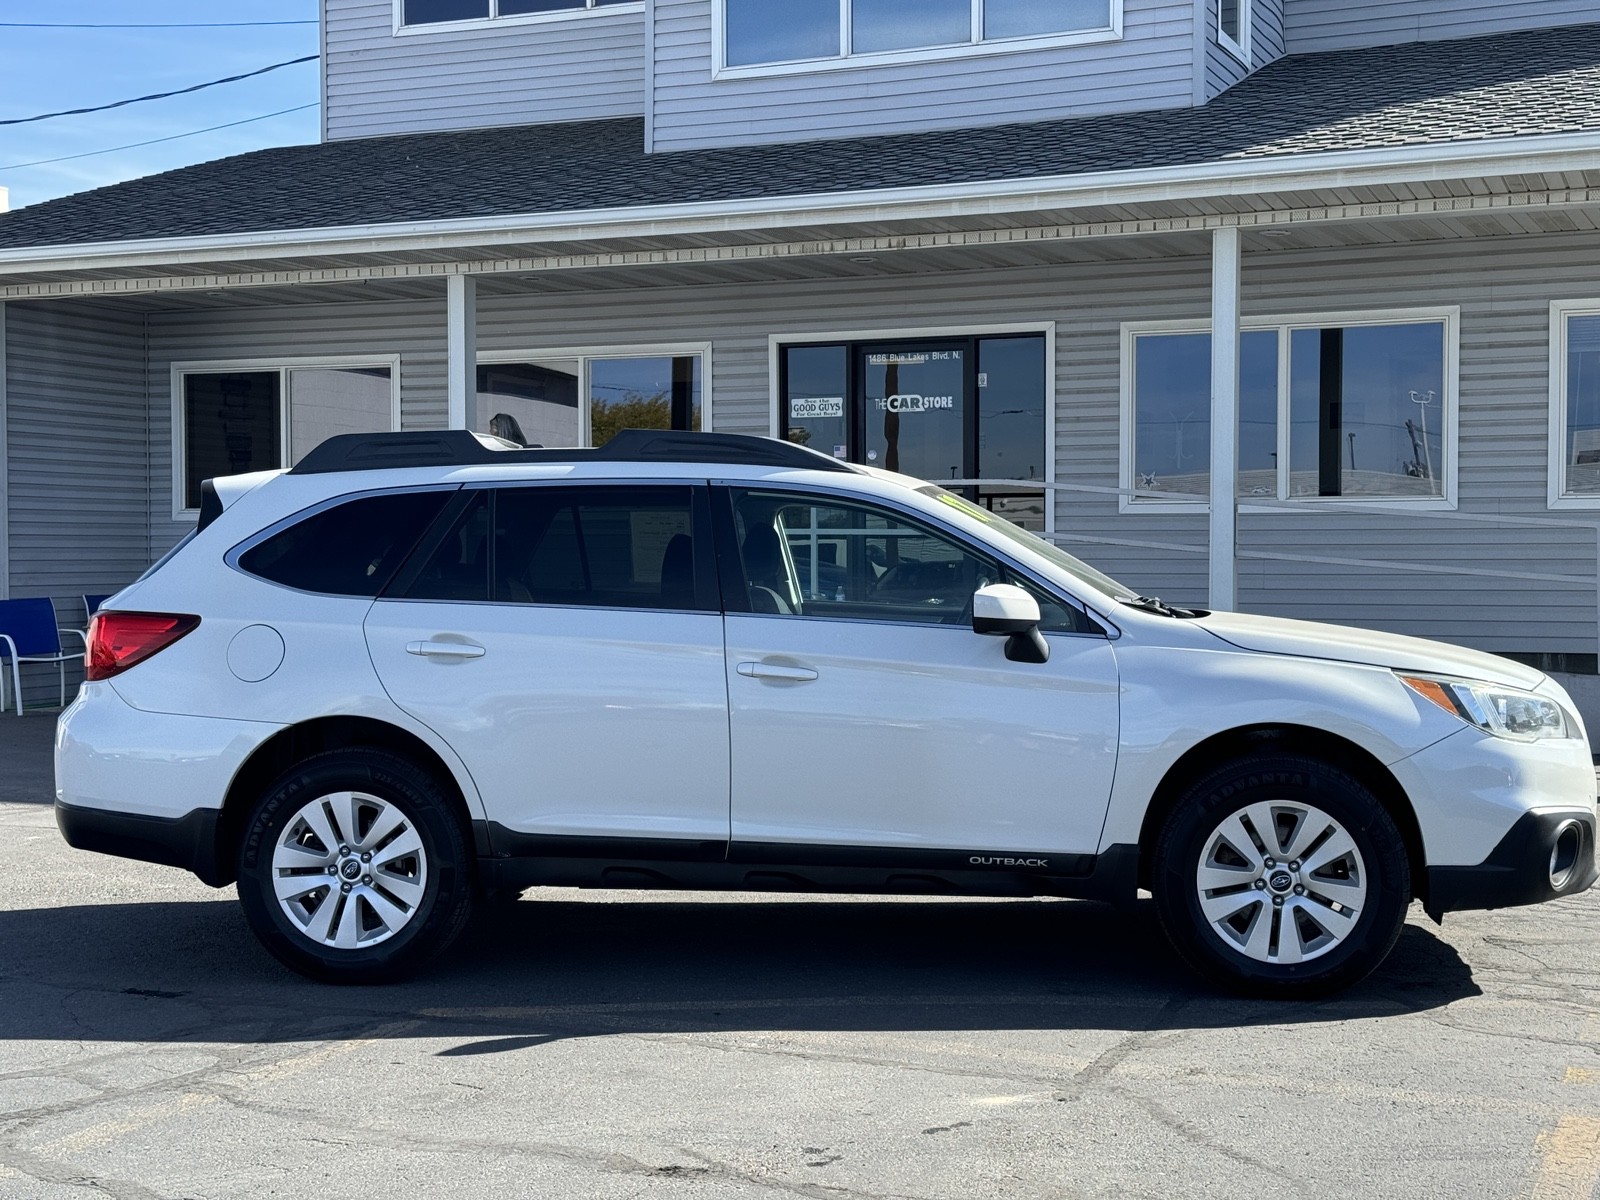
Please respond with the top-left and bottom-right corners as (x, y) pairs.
(0, 893), (1480, 1049)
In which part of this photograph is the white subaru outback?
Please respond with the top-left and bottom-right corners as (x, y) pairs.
(55, 430), (1597, 996)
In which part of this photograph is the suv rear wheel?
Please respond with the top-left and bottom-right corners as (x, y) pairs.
(237, 749), (474, 983)
(1152, 752), (1410, 998)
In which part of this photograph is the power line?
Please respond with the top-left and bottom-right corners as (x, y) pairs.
(0, 103), (320, 171)
(0, 20), (318, 27)
(0, 55), (320, 126)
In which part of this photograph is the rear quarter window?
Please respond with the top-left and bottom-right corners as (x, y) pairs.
(238, 490), (452, 597)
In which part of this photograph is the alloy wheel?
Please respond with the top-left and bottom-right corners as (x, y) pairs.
(270, 790), (429, 950)
(1194, 800), (1367, 965)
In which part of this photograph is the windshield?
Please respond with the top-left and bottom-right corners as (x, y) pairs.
(915, 486), (1137, 601)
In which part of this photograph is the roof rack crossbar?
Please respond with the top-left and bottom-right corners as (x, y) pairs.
(289, 428), (858, 476)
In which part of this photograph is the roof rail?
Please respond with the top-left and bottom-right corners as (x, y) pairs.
(288, 428), (858, 476)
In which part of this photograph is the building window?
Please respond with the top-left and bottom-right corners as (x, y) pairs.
(722, 0), (1116, 69)
(1129, 330), (1279, 500)
(1218, 0), (1249, 57)
(475, 351), (704, 448)
(1123, 313), (1455, 510)
(1552, 305), (1600, 506)
(777, 330), (1049, 529)
(400, 0), (636, 28)
(176, 361), (398, 513)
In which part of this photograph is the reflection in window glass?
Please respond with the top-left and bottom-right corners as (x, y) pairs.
(499, 0), (587, 12)
(182, 372), (280, 511)
(1131, 331), (1277, 499)
(783, 345), (849, 459)
(734, 490), (994, 623)
(403, 0), (488, 23)
(985, 0), (1111, 38)
(977, 336), (1047, 530)
(853, 0), (969, 53)
(1566, 316), (1600, 496)
(725, 0), (838, 65)
(1219, 0), (1242, 41)
(588, 356), (701, 447)
(1289, 323), (1445, 499)
(476, 360), (579, 447)
(288, 367), (393, 466)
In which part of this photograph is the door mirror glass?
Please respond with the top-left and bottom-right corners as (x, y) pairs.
(972, 583), (1049, 664)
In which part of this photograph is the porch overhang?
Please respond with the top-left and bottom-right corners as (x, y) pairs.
(4, 131), (1600, 300)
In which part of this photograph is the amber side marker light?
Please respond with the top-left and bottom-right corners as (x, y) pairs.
(86, 612), (201, 682)
(1397, 674), (1467, 720)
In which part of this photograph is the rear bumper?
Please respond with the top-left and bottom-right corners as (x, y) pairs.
(1425, 809), (1597, 919)
(55, 801), (229, 887)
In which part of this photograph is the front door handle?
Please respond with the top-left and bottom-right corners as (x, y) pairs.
(406, 640), (486, 659)
(737, 662), (819, 682)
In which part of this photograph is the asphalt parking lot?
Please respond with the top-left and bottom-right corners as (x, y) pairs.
(2, 713), (1599, 1199)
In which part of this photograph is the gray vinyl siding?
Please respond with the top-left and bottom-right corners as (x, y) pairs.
(648, 0), (1196, 152)
(1282, 0), (1599, 54)
(146, 298), (448, 554)
(3, 302), (148, 705)
(323, 0), (645, 141)
(1204, 0), (1286, 102)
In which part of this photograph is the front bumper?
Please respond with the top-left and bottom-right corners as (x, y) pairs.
(55, 801), (229, 887)
(1425, 808), (1598, 919)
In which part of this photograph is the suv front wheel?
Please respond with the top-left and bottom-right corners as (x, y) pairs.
(237, 749), (475, 983)
(1153, 753), (1410, 998)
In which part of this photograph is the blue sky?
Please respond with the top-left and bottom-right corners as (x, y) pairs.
(0, 1), (321, 210)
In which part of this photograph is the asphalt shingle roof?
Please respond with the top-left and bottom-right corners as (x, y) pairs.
(3, 21), (1600, 251)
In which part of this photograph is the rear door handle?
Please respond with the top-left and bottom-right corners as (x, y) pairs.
(406, 640), (486, 659)
(737, 662), (819, 682)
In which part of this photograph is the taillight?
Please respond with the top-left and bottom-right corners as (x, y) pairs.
(86, 612), (200, 681)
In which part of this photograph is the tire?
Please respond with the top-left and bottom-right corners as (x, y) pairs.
(236, 748), (475, 984)
(1152, 752), (1410, 999)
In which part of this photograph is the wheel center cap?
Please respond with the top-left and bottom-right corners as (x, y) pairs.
(1268, 870), (1295, 894)
(340, 858), (363, 881)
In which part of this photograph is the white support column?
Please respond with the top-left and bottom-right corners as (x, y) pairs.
(1209, 226), (1241, 612)
(446, 274), (477, 431)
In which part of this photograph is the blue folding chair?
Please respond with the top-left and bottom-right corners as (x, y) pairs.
(83, 594), (113, 620)
(0, 599), (87, 716)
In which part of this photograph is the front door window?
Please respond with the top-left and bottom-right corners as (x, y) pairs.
(861, 344), (968, 481)
(779, 333), (1047, 528)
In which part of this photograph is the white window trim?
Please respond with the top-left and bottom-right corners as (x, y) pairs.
(393, 0), (642, 37)
(1217, 0), (1250, 63)
(477, 343), (714, 447)
(767, 322), (1057, 534)
(1119, 308), (1461, 515)
(1548, 300), (1600, 510)
(711, 0), (1121, 79)
(170, 356), (402, 521)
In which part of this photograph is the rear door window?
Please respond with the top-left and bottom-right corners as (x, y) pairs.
(237, 490), (453, 597)
(393, 485), (706, 611)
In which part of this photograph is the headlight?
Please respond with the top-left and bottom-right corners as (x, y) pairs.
(1398, 672), (1573, 741)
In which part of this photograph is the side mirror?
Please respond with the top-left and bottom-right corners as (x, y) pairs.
(971, 583), (1050, 664)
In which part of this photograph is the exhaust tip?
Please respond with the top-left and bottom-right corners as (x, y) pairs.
(1550, 820), (1584, 891)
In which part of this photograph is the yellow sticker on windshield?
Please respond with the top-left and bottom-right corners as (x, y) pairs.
(934, 491), (994, 524)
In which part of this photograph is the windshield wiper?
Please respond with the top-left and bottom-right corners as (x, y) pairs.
(1119, 595), (1201, 619)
